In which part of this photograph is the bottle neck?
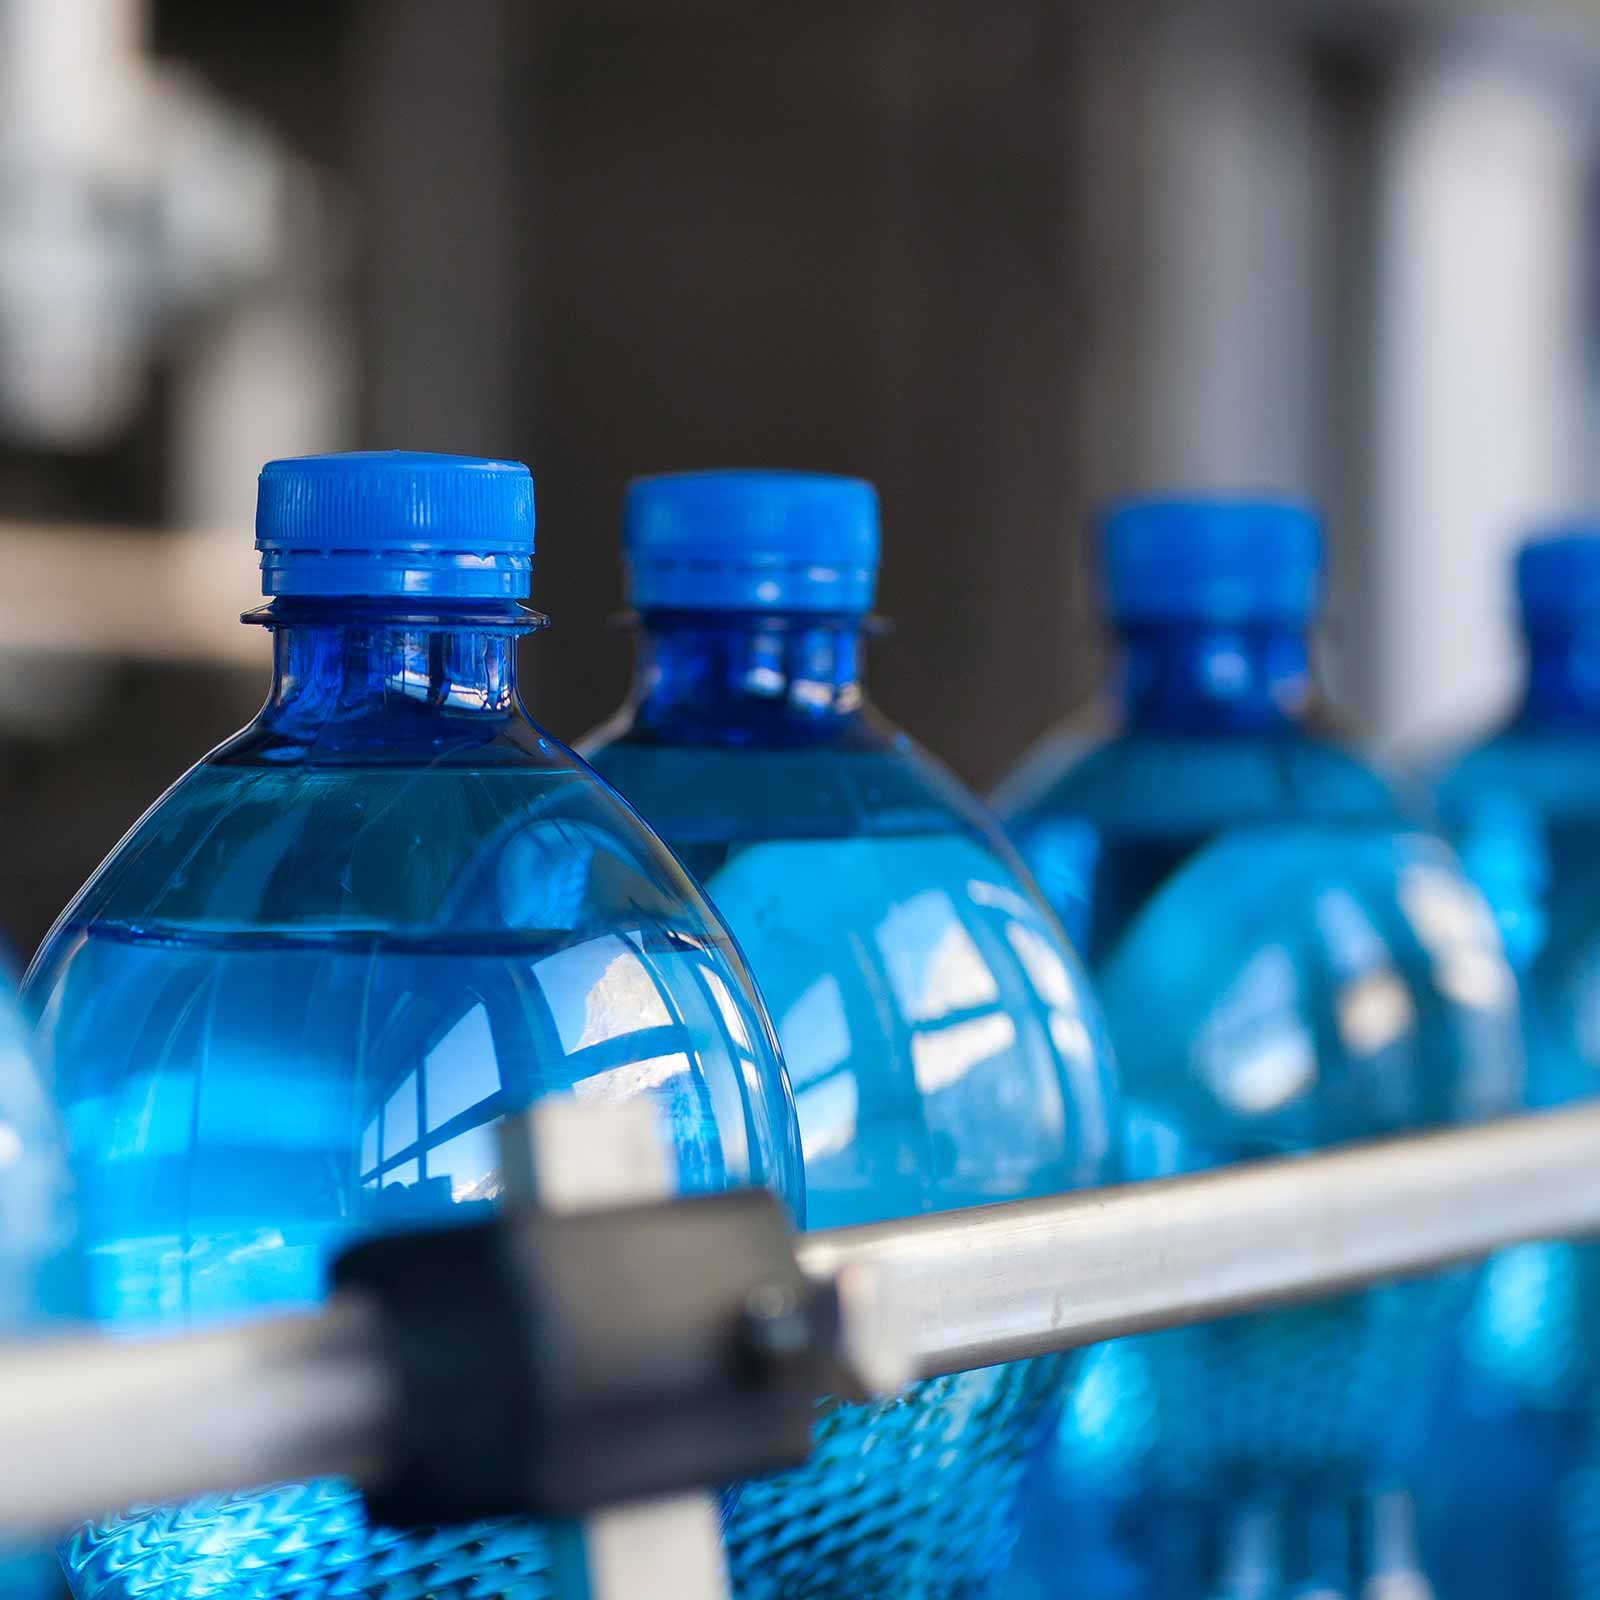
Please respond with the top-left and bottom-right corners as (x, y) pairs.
(628, 610), (866, 744)
(1116, 619), (1312, 735)
(253, 601), (531, 736)
(1518, 619), (1600, 728)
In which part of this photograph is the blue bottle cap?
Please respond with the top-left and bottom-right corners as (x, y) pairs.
(623, 470), (880, 613)
(256, 451), (535, 600)
(1516, 524), (1600, 626)
(1100, 495), (1323, 624)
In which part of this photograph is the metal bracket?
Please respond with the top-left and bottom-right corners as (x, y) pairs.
(501, 1098), (732, 1600)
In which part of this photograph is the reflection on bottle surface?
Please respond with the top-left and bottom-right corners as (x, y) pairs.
(0, 968), (78, 1600)
(1420, 528), (1600, 1600)
(584, 469), (1119, 1598)
(997, 497), (1524, 1600)
(26, 454), (799, 1600)
(32, 767), (795, 1600)
(589, 737), (1119, 1599)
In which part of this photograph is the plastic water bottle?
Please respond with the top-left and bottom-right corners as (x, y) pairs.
(994, 496), (1524, 1600)
(0, 965), (77, 1600)
(23, 451), (803, 1600)
(1419, 528), (1600, 1600)
(581, 470), (1120, 1598)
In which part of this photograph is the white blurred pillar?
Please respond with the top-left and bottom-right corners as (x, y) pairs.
(1126, 18), (1371, 727)
(172, 299), (356, 531)
(1366, 44), (1588, 750)
(1131, 18), (1331, 494)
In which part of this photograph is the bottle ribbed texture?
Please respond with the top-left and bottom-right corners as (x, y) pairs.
(1102, 496), (1321, 624)
(254, 452), (534, 599)
(624, 470), (878, 612)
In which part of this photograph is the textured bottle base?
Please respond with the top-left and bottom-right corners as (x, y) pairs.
(63, 1482), (553, 1600)
(727, 1358), (1062, 1600)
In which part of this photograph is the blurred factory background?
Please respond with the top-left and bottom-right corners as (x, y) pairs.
(0, 0), (1596, 955)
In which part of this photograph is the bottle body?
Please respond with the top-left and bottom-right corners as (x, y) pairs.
(0, 968), (78, 1600)
(997, 704), (1524, 1597)
(584, 621), (1119, 1598)
(1417, 723), (1600, 1600)
(27, 605), (800, 1600)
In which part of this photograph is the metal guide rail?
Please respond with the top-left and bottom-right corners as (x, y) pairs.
(0, 1101), (1596, 1597)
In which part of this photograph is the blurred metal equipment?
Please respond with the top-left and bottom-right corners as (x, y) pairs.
(0, 0), (348, 760)
(797, 1102), (1600, 1378)
(0, 0), (337, 450)
(0, 519), (259, 666)
(508, 1101), (735, 1600)
(0, 1297), (392, 1536)
(0, 1099), (1594, 1594)
(1365, 30), (1590, 750)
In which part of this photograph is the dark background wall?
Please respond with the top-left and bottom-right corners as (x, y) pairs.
(3, 0), (1585, 957)
(348, 0), (1129, 774)
(0, 0), (1141, 956)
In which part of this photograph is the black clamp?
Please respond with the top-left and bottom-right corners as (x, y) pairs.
(332, 1189), (841, 1528)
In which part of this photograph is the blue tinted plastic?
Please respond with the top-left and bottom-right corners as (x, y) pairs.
(1515, 524), (1600, 629)
(995, 534), (1525, 1598)
(0, 967), (78, 1600)
(582, 605), (1120, 1598)
(1417, 572), (1600, 1600)
(256, 451), (536, 599)
(1101, 496), (1321, 624)
(623, 470), (879, 613)
(25, 474), (802, 1600)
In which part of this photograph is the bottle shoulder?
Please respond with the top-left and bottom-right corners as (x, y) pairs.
(1103, 826), (1525, 1171)
(581, 701), (1121, 1205)
(27, 710), (739, 956)
(1436, 725), (1600, 825)
(999, 723), (1401, 841)
(212, 692), (559, 770)
(583, 704), (1006, 850)
(1434, 725), (1600, 999)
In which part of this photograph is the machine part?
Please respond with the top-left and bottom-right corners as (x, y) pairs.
(0, 1294), (390, 1538)
(330, 1215), (536, 1527)
(333, 1185), (844, 1524)
(503, 1098), (732, 1600)
(797, 1102), (1600, 1378)
(344, 1103), (908, 1525)
(0, 1103), (1597, 1542)
(552, 1494), (730, 1600)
